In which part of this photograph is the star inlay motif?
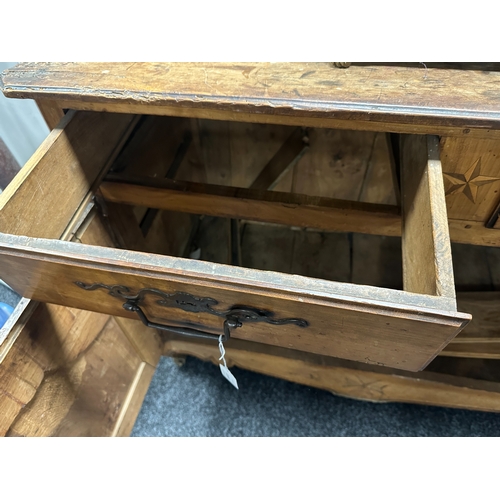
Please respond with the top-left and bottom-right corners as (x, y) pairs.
(443, 158), (500, 204)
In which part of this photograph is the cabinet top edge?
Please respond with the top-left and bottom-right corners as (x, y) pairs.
(2, 63), (500, 133)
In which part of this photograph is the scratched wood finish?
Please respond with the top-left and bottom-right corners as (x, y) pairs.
(3, 63), (500, 138)
(0, 233), (470, 371)
(440, 136), (500, 222)
(0, 67), (500, 414)
(163, 335), (500, 412)
(401, 135), (456, 298)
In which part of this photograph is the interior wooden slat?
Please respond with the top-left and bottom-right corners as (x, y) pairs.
(100, 176), (500, 247)
(101, 176), (401, 237)
(249, 127), (308, 190)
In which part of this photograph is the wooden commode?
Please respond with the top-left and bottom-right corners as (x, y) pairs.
(1, 63), (500, 436)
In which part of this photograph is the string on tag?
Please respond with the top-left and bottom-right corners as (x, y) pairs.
(218, 334), (227, 367)
(218, 334), (239, 390)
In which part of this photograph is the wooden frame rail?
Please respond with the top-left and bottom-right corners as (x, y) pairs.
(100, 175), (500, 247)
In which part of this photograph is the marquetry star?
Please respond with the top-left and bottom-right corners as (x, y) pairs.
(341, 375), (388, 398)
(443, 158), (500, 204)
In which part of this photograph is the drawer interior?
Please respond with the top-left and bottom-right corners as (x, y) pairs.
(101, 116), (451, 298)
(0, 113), (472, 371)
(102, 115), (405, 287)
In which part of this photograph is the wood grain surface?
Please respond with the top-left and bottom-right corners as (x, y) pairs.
(440, 136), (500, 222)
(0, 303), (110, 435)
(401, 135), (455, 298)
(7, 316), (143, 436)
(36, 100), (65, 130)
(100, 176), (402, 237)
(0, 110), (135, 238)
(249, 127), (307, 190)
(0, 110), (137, 356)
(3, 63), (500, 138)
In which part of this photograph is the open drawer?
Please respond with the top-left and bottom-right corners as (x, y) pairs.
(0, 111), (470, 372)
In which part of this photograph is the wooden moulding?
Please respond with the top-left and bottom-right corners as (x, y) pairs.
(3, 63), (500, 139)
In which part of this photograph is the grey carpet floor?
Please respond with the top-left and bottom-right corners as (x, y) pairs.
(132, 356), (500, 437)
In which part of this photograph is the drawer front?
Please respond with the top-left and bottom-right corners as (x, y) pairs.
(0, 233), (469, 371)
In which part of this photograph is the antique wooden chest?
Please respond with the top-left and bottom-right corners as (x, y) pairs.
(1, 63), (500, 436)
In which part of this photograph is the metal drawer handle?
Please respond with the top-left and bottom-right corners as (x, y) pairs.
(123, 299), (240, 342)
(75, 282), (309, 343)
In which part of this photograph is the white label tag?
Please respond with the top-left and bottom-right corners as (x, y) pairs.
(218, 334), (239, 390)
(219, 363), (239, 389)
